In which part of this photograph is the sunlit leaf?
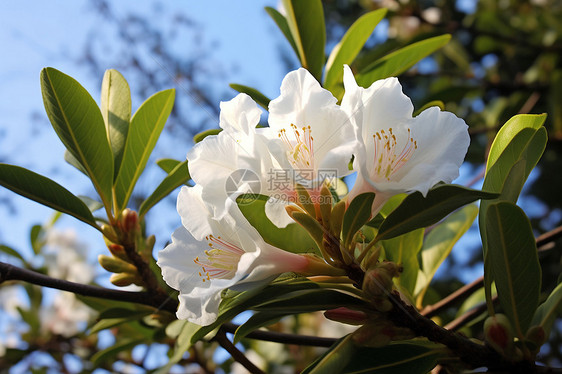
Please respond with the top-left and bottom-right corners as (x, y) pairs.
(41, 67), (114, 207)
(485, 201), (541, 337)
(342, 192), (375, 250)
(233, 311), (286, 343)
(532, 282), (562, 338)
(193, 128), (222, 143)
(155, 320), (200, 374)
(382, 228), (424, 296)
(265, 6), (301, 62)
(324, 9), (387, 98)
(0, 164), (98, 230)
(356, 35), (451, 87)
(0, 245), (25, 262)
(139, 160), (190, 218)
(101, 69), (131, 176)
(114, 88), (175, 212)
(156, 158), (182, 173)
(282, 0), (326, 81)
(254, 289), (369, 313)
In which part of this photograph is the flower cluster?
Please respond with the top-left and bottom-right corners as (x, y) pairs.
(157, 66), (470, 325)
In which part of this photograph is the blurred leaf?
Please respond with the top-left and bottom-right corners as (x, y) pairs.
(303, 339), (443, 374)
(282, 0), (326, 81)
(40, 67), (114, 208)
(237, 194), (320, 255)
(342, 192), (375, 250)
(101, 69), (131, 176)
(356, 35), (451, 87)
(29, 224), (44, 255)
(531, 282), (562, 338)
(91, 338), (144, 367)
(98, 307), (154, 319)
(265, 6), (301, 62)
(549, 70), (562, 137)
(0, 164), (99, 230)
(485, 201), (541, 337)
(233, 311), (286, 343)
(114, 88), (175, 212)
(90, 313), (149, 334)
(229, 83), (271, 110)
(193, 128), (222, 143)
(324, 9), (387, 96)
(0, 244), (25, 262)
(155, 320), (200, 374)
(156, 158), (182, 173)
(376, 185), (496, 242)
(415, 205), (478, 301)
(382, 228), (424, 296)
(139, 160), (190, 218)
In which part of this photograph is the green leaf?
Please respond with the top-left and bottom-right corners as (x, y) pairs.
(90, 312), (150, 334)
(64, 149), (88, 176)
(376, 185), (497, 242)
(100, 69), (131, 176)
(531, 282), (562, 338)
(485, 202), (541, 337)
(415, 205), (478, 301)
(114, 88), (175, 212)
(254, 289), (369, 313)
(0, 244), (25, 262)
(98, 307), (154, 320)
(237, 194), (319, 255)
(356, 35), (451, 87)
(265, 6), (301, 62)
(413, 100), (445, 117)
(282, 0), (326, 81)
(139, 160), (190, 218)
(382, 229), (424, 296)
(193, 128), (222, 143)
(30, 224), (44, 255)
(156, 158), (182, 173)
(0, 164), (99, 230)
(233, 312), (286, 343)
(155, 320), (200, 374)
(229, 83), (271, 110)
(324, 9), (387, 96)
(342, 192), (376, 250)
(303, 339), (443, 374)
(78, 195), (104, 213)
(40, 67), (114, 208)
(91, 338), (143, 366)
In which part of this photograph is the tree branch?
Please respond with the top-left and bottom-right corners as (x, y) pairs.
(213, 328), (265, 374)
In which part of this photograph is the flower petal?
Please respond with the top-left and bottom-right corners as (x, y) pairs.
(220, 93), (262, 137)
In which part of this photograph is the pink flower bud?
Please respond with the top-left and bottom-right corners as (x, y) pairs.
(324, 307), (369, 325)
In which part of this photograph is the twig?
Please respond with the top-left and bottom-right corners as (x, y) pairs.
(213, 328), (265, 374)
(421, 277), (483, 318)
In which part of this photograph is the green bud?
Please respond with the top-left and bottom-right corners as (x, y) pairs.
(295, 183), (316, 217)
(101, 224), (119, 243)
(98, 254), (137, 274)
(110, 272), (143, 287)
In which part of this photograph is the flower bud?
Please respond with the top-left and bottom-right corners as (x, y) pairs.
(107, 243), (129, 261)
(484, 314), (514, 355)
(525, 325), (547, 355)
(122, 208), (139, 233)
(110, 272), (143, 287)
(324, 307), (369, 325)
(101, 224), (119, 243)
(98, 254), (137, 274)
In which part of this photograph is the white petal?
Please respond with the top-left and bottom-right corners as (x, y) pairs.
(264, 197), (295, 228)
(220, 93), (262, 137)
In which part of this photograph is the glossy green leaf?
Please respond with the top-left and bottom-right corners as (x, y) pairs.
(485, 201), (541, 337)
(303, 340), (443, 374)
(342, 192), (375, 250)
(0, 245), (25, 262)
(376, 185), (497, 242)
(356, 35), (451, 87)
(282, 0), (326, 81)
(114, 88), (175, 212)
(155, 320), (199, 374)
(531, 282), (562, 338)
(193, 128), (222, 143)
(233, 312), (286, 343)
(382, 228), (424, 296)
(324, 9), (387, 95)
(265, 6), (301, 62)
(0, 164), (98, 230)
(254, 289), (369, 313)
(78, 195), (104, 213)
(156, 158), (182, 173)
(139, 160), (190, 219)
(479, 114), (547, 313)
(64, 149), (88, 176)
(229, 83), (271, 110)
(237, 194), (319, 255)
(415, 205), (478, 300)
(40, 67), (114, 207)
(92, 338), (143, 366)
(100, 69), (131, 176)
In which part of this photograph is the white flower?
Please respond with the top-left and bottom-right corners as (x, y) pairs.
(157, 185), (333, 326)
(44, 229), (95, 284)
(341, 65), (470, 213)
(188, 68), (355, 228)
(40, 291), (94, 337)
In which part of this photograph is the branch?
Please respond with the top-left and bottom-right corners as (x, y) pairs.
(213, 328), (265, 374)
(0, 261), (177, 314)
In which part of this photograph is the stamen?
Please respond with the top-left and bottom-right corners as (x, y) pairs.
(278, 124), (315, 176)
(372, 127), (417, 181)
(193, 235), (244, 282)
